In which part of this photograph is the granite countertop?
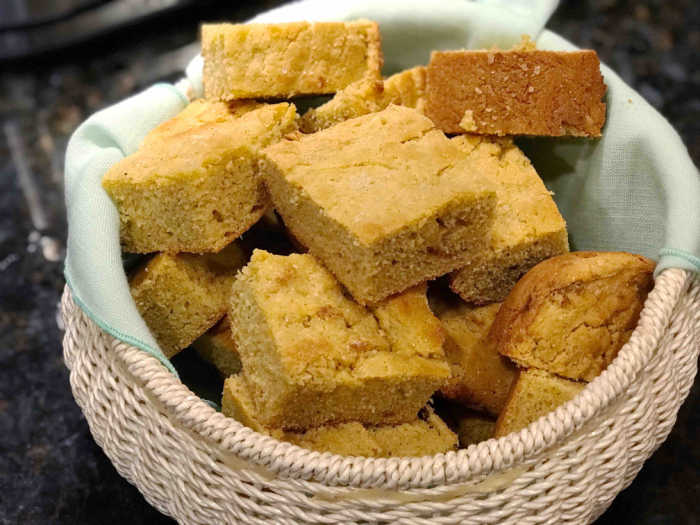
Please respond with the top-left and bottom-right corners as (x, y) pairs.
(1, 1), (698, 523)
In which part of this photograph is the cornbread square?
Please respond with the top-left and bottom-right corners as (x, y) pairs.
(494, 369), (585, 437)
(229, 250), (450, 429)
(262, 105), (497, 305)
(437, 403), (496, 447)
(426, 48), (606, 136)
(449, 135), (569, 304)
(431, 294), (516, 416)
(191, 317), (241, 377)
(300, 66), (427, 132)
(491, 252), (655, 381)
(223, 376), (457, 457)
(103, 100), (298, 253)
(130, 242), (248, 358)
(455, 411), (495, 447)
(202, 20), (383, 100)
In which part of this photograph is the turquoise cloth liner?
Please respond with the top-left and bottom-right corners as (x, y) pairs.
(64, 0), (700, 375)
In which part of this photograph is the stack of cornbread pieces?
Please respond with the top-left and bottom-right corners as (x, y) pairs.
(102, 20), (655, 457)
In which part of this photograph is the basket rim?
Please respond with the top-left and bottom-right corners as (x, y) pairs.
(62, 267), (695, 489)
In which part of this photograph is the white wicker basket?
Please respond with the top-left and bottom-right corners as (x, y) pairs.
(61, 268), (699, 524)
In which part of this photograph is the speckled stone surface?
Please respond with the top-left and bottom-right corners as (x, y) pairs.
(0, 1), (697, 523)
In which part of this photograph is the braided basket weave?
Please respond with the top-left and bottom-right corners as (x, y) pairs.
(61, 268), (698, 524)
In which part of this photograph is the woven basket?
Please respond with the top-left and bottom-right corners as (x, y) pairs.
(61, 267), (699, 524)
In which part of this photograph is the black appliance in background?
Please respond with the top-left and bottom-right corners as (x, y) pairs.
(0, 0), (206, 61)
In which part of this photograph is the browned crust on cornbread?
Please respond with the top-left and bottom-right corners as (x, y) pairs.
(493, 368), (585, 437)
(426, 49), (606, 136)
(490, 251), (655, 381)
(202, 20), (383, 100)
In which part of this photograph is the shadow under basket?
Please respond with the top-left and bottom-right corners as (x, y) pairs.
(61, 268), (699, 525)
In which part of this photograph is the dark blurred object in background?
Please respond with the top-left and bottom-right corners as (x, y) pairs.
(0, 1), (697, 524)
(0, 0), (211, 60)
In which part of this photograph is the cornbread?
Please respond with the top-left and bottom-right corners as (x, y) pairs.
(370, 283), (446, 365)
(228, 250), (450, 429)
(492, 252), (655, 381)
(130, 242), (248, 358)
(494, 368), (585, 437)
(300, 66), (427, 132)
(202, 20), (383, 100)
(454, 411), (496, 447)
(425, 48), (606, 136)
(222, 376), (457, 457)
(262, 105), (497, 305)
(103, 101), (298, 253)
(433, 296), (516, 416)
(191, 317), (241, 377)
(449, 135), (569, 304)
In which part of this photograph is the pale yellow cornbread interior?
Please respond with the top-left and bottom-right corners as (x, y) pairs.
(202, 20), (382, 100)
(262, 105), (497, 303)
(229, 250), (449, 429)
(433, 298), (516, 416)
(129, 242), (247, 357)
(222, 375), (457, 457)
(102, 101), (297, 253)
(191, 316), (242, 377)
(449, 134), (569, 304)
(494, 368), (585, 437)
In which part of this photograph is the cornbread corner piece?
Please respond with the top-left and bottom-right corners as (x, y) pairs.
(102, 100), (298, 254)
(431, 292), (516, 416)
(228, 250), (450, 429)
(492, 251), (655, 382)
(222, 376), (457, 457)
(425, 47), (606, 136)
(300, 66), (427, 133)
(494, 368), (585, 438)
(192, 317), (241, 377)
(262, 105), (497, 305)
(202, 20), (383, 100)
(449, 135), (569, 304)
(130, 242), (248, 358)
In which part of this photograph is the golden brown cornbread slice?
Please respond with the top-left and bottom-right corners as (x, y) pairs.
(129, 242), (248, 358)
(432, 295), (516, 416)
(202, 20), (383, 100)
(449, 135), (569, 304)
(222, 376), (457, 457)
(300, 66), (427, 132)
(494, 368), (585, 437)
(491, 251), (655, 381)
(228, 250), (450, 429)
(140, 100), (262, 147)
(102, 101), (297, 254)
(262, 105), (497, 305)
(191, 317), (241, 377)
(426, 48), (606, 136)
